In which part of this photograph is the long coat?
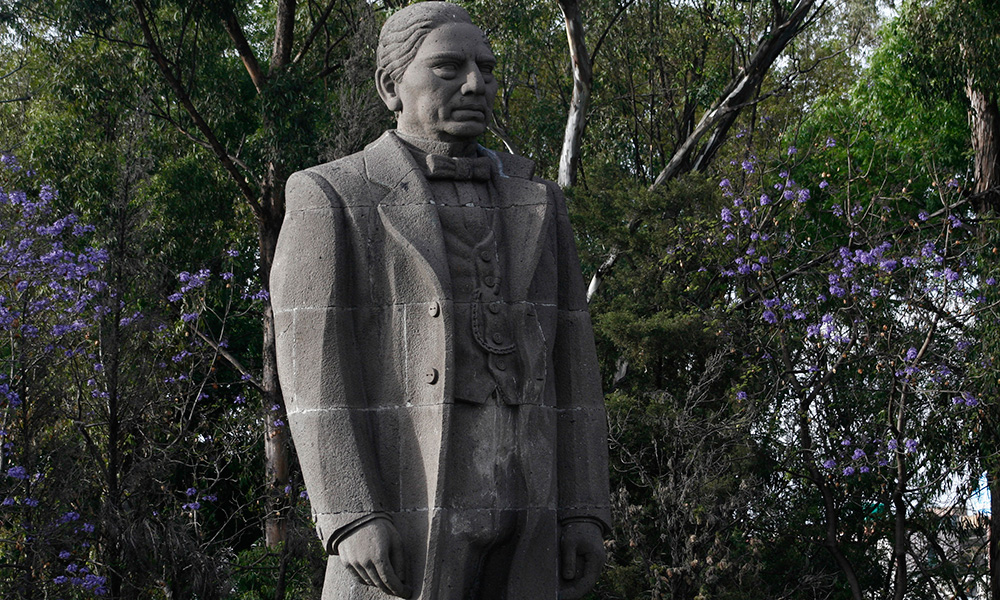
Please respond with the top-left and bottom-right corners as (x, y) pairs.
(271, 131), (610, 598)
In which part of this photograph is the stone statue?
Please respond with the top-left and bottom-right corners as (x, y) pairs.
(271, 3), (610, 598)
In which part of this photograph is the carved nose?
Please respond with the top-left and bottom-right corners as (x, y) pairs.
(462, 67), (486, 95)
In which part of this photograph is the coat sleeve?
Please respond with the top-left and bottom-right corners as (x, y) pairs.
(549, 182), (613, 535)
(271, 168), (387, 553)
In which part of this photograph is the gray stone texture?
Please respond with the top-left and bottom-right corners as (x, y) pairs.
(271, 3), (609, 598)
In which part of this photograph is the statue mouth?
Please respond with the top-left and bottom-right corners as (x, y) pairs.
(451, 106), (487, 120)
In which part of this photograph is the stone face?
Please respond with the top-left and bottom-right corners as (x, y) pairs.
(270, 2), (610, 598)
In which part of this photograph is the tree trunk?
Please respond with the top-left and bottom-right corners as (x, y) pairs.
(990, 468), (1000, 600)
(966, 85), (1000, 212)
(557, 0), (592, 189)
(259, 0), (296, 549)
(260, 178), (289, 548)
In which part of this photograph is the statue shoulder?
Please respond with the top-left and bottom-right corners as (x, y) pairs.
(285, 151), (371, 211)
(486, 148), (537, 181)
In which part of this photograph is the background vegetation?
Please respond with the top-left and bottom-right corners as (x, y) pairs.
(1, 0), (998, 598)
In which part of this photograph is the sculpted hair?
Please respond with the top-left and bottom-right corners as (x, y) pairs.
(377, 1), (474, 82)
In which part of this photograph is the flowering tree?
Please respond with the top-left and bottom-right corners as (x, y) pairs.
(0, 155), (287, 598)
(713, 121), (994, 599)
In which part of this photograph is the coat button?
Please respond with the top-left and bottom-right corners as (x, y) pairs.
(428, 302), (440, 317)
(479, 250), (492, 262)
(495, 358), (507, 371)
(492, 332), (504, 344)
(489, 301), (501, 314)
(423, 368), (439, 385)
(484, 275), (496, 287)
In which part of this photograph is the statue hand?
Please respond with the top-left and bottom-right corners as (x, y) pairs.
(558, 521), (606, 600)
(338, 518), (412, 598)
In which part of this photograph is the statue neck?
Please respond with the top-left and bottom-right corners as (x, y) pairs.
(395, 131), (479, 158)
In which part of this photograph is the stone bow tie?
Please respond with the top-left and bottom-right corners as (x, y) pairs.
(424, 154), (495, 181)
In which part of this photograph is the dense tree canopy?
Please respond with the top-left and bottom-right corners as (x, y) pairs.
(0, 0), (997, 599)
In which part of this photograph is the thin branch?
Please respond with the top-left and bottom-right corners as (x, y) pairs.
(146, 101), (260, 185)
(591, 0), (636, 64)
(131, 0), (263, 219)
(189, 325), (263, 392)
(292, 0), (338, 65)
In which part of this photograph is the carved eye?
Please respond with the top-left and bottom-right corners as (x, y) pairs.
(433, 63), (458, 79)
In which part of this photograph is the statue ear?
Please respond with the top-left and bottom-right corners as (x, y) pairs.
(376, 68), (403, 112)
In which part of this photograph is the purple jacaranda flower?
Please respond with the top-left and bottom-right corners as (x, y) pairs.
(852, 449), (866, 460)
(168, 292), (183, 303)
(787, 146), (797, 155)
(741, 160), (754, 173)
(6, 466), (28, 480)
(719, 179), (731, 189)
(906, 347), (918, 361)
(762, 310), (777, 324)
(825, 137), (836, 148)
(904, 439), (918, 453)
(226, 249), (240, 257)
(736, 391), (747, 400)
(181, 312), (198, 322)
(186, 487), (197, 497)
(721, 208), (733, 223)
(842, 467), (855, 476)
(822, 459), (836, 469)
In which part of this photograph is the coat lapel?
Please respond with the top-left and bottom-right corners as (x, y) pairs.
(365, 132), (452, 300)
(488, 151), (553, 301)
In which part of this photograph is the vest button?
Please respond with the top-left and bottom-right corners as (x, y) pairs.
(484, 275), (496, 287)
(428, 302), (440, 317)
(423, 368), (439, 385)
(492, 332), (504, 344)
(479, 250), (492, 262)
(489, 301), (501, 314)
(495, 358), (507, 371)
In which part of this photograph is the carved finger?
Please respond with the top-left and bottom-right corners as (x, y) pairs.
(560, 535), (577, 580)
(373, 556), (411, 598)
(345, 560), (374, 587)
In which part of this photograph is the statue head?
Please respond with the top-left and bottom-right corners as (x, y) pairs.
(376, 1), (498, 143)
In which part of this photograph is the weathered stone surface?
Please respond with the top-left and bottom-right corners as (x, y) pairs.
(270, 3), (610, 598)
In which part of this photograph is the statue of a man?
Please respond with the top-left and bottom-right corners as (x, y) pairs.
(271, 3), (610, 598)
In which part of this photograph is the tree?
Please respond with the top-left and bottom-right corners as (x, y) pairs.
(1, 0), (392, 550)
